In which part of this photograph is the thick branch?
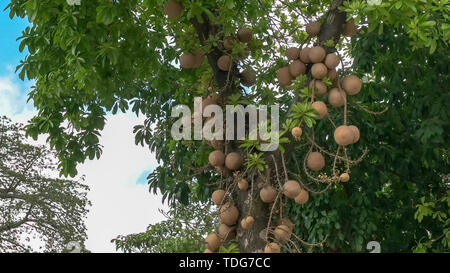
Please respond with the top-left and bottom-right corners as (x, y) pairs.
(318, 0), (347, 51)
(279, 0), (347, 160)
(190, 16), (239, 96)
(0, 205), (33, 233)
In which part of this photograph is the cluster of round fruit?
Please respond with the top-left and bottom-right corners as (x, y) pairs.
(278, 44), (363, 103)
(277, 17), (361, 113)
(277, 19), (362, 183)
(292, 117), (359, 182)
(162, 1), (206, 69)
(305, 19), (357, 38)
(180, 51), (205, 69)
(288, 110), (360, 182)
(165, 0), (256, 86)
(218, 28), (253, 72)
(207, 185), (301, 253)
(208, 150), (244, 177)
(294, 124), (359, 181)
(259, 180), (309, 253)
(180, 27), (254, 72)
(191, 93), (228, 168)
(264, 218), (296, 253)
(204, 190), (240, 253)
(259, 179), (309, 205)
(277, 44), (360, 118)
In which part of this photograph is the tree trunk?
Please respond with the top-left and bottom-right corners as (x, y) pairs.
(191, 0), (347, 253)
(235, 175), (270, 253)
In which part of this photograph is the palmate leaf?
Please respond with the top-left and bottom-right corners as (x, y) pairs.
(288, 102), (318, 127)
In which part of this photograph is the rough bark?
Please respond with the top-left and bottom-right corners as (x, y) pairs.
(318, 0), (347, 53)
(191, 0), (347, 253)
(235, 174), (270, 252)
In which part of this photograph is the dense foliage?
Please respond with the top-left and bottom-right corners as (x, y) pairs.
(285, 22), (450, 252)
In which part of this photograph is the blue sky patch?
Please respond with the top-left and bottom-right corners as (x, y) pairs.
(136, 167), (156, 185)
(0, 8), (29, 70)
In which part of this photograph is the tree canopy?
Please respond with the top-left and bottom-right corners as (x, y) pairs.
(6, 0), (450, 252)
(0, 116), (90, 252)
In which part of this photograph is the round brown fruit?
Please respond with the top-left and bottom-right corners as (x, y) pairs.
(212, 189), (226, 205)
(164, 0), (183, 19)
(218, 223), (236, 241)
(311, 63), (328, 79)
(325, 53), (340, 69)
(328, 69), (337, 81)
(342, 75), (362, 95)
(309, 46), (326, 63)
(217, 55), (232, 71)
(205, 233), (221, 252)
(334, 125), (354, 146)
(274, 225), (292, 243)
(192, 51), (205, 68)
(343, 19), (357, 37)
(299, 47), (311, 63)
(291, 127), (302, 139)
(219, 203), (239, 226)
(309, 80), (327, 96)
(241, 69), (256, 87)
(286, 47), (300, 60)
(294, 189), (309, 204)
(283, 180), (301, 199)
(260, 185), (277, 203)
(223, 36), (236, 51)
(237, 28), (252, 43)
(238, 179), (249, 191)
(277, 218), (295, 231)
(241, 216), (254, 230)
(306, 21), (321, 36)
(180, 53), (196, 69)
(289, 60), (306, 78)
(288, 60), (306, 78)
(340, 173), (350, 183)
(245, 216), (254, 228)
(264, 242), (280, 253)
(307, 152), (325, 171)
(348, 125), (360, 144)
(207, 92), (220, 103)
(312, 101), (328, 120)
(240, 218), (248, 230)
(277, 66), (293, 87)
(328, 88), (346, 107)
(209, 150), (225, 167)
(225, 152), (243, 171)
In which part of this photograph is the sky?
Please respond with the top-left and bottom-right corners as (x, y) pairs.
(0, 5), (166, 252)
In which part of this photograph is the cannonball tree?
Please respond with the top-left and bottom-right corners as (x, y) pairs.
(7, 0), (449, 253)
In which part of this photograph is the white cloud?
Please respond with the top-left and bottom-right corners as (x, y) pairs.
(1, 69), (166, 253)
(79, 113), (166, 253)
(0, 70), (36, 124)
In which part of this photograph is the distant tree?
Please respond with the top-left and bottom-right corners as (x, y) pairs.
(112, 200), (218, 253)
(0, 116), (90, 252)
